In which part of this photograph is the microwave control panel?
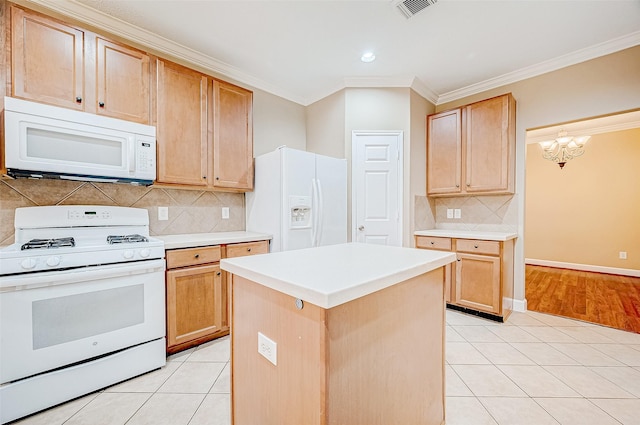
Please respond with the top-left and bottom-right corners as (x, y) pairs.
(136, 139), (156, 173)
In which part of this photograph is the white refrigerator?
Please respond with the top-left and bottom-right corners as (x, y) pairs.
(246, 147), (347, 252)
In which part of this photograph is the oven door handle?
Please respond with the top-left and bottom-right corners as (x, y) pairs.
(0, 259), (166, 292)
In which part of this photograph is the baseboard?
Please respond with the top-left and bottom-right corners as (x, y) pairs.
(526, 258), (640, 278)
(512, 298), (527, 312)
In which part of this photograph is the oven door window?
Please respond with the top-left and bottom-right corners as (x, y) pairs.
(32, 285), (144, 349)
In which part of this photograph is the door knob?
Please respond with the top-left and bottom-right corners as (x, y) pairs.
(358, 225), (364, 231)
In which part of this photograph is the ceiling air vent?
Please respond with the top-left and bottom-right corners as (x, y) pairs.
(394, 0), (438, 19)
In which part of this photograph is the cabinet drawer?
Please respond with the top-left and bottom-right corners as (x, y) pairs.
(226, 241), (269, 258)
(455, 239), (500, 256)
(166, 246), (221, 269)
(416, 236), (452, 251)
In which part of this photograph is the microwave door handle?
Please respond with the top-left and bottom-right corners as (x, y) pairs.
(128, 137), (135, 173)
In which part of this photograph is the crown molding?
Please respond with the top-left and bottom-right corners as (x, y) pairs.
(16, 0), (640, 108)
(436, 31), (640, 105)
(21, 0), (307, 105)
(526, 110), (640, 144)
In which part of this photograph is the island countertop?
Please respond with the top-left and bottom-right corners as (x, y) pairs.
(221, 242), (456, 309)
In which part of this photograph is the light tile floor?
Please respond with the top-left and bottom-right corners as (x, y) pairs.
(12, 310), (640, 425)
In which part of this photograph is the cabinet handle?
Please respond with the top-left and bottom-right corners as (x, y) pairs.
(455, 184), (459, 188)
(457, 259), (461, 262)
(216, 177), (220, 180)
(247, 248), (252, 252)
(430, 241), (435, 245)
(75, 96), (82, 103)
(202, 176), (207, 179)
(217, 272), (221, 276)
(474, 245), (478, 249)
(194, 254), (200, 259)
(98, 101), (105, 108)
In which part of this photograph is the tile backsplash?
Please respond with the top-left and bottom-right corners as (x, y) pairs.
(414, 194), (517, 233)
(0, 178), (245, 246)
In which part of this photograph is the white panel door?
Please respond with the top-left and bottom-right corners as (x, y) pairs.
(352, 131), (403, 246)
(281, 148), (316, 251)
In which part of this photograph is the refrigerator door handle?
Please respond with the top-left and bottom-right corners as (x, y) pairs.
(311, 178), (318, 247)
(316, 178), (324, 247)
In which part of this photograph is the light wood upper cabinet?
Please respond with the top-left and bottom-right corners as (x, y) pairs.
(427, 109), (462, 195)
(95, 37), (150, 123)
(156, 59), (209, 186)
(212, 80), (254, 191)
(10, 6), (151, 124)
(427, 93), (515, 197)
(11, 7), (85, 111)
(155, 68), (254, 191)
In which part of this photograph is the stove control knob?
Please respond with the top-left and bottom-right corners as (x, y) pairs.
(46, 256), (61, 267)
(140, 249), (150, 258)
(21, 258), (37, 270)
(123, 250), (135, 259)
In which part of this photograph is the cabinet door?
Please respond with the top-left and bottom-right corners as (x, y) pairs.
(427, 109), (462, 195)
(11, 6), (84, 110)
(212, 80), (254, 190)
(95, 37), (150, 124)
(464, 95), (513, 193)
(166, 264), (222, 347)
(454, 253), (501, 314)
(156, 60), (209, 186)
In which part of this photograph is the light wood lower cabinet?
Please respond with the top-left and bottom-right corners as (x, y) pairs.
(166, 246), (224, 354)
(416, 235), (514, 320)
(165, 240), (269, 354)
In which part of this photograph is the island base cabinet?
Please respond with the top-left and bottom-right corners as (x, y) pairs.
(230, 269), (445, 425)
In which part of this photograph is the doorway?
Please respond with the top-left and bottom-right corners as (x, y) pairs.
(351, 131), (403, 246)
(524, 110), (640, 331)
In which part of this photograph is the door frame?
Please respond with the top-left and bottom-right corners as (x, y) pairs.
(351, 130), (404, 245)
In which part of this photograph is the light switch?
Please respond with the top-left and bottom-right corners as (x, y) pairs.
(454, 209), (461, 219)
(222, 207), (230, 219)
(446, 209), (454, 219)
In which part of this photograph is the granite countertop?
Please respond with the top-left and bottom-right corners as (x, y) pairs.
(156, 231), (272, 250)
(221, 242), (456, 309)
(414, 229), (517, 241)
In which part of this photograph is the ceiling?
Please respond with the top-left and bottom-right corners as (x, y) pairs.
(34, 0), (640, 106)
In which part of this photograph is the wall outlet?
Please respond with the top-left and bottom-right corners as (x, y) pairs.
(454, 209), (462, 219)
(222, 207), (230, 219)
(158, 206), (169, 221)
(258, 332), (277, 366)
(446, 209), (454, 219)
(619, 251), (627, 260)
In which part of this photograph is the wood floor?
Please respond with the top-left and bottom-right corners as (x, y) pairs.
(526, 265), (640, 334)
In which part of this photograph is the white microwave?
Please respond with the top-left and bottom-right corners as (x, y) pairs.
(3, 97), (156, 185)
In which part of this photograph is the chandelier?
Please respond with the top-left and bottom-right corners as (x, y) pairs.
(539, 131), (590, 169)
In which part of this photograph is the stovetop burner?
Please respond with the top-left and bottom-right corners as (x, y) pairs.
(21, 237), (76, 250)
(107, 234), (149, 244)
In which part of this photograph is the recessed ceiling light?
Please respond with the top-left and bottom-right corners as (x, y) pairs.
(361, 52), (376, 63)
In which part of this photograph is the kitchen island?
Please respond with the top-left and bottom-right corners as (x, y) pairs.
(221, 242), (455, 425)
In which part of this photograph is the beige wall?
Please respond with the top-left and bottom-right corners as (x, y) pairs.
(253, 89), (307, 156)
(306, 90), (345, 159)
(409, 90), (435, 244)
(436, 45), (640, 305)
(525, 128), (640, 270)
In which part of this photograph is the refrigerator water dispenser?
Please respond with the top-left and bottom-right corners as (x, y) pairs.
(289, 196), (311, 228)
